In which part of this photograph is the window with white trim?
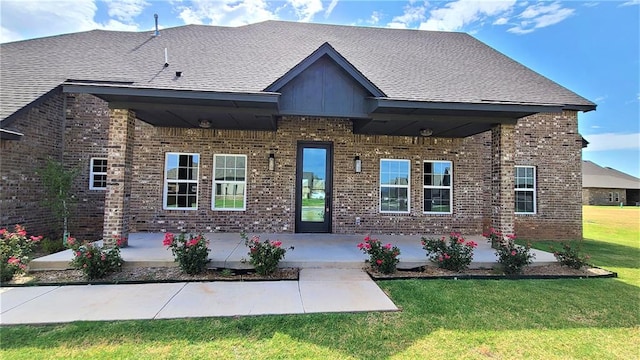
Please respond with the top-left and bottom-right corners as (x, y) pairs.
(212, 154), (247, 211)
(423, 161), (452, 214)
(164, 153), (199, 210)
(515, 166), (536, 214)
(380, 159), (410, 213)
(89, 158), (107, 190)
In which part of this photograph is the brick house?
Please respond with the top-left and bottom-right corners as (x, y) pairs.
(582, 161), (640, 206)
(0, 21), (595, 245)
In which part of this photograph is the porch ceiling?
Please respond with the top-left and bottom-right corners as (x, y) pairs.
(63, 83), (563, 137)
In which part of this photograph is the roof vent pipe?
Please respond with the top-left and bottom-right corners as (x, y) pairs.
(154, 14), (159, 36)
(164, 48), (169, 67)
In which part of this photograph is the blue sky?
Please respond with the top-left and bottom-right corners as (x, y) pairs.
(2, 0), (638, 177)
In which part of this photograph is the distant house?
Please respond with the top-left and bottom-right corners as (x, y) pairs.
(0, 20), (595, 244)
(582, 161), (640, 206)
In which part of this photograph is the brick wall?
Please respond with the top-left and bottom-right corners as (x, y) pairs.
(2, 92), (584, 241)
(0, 92), (110, 240)
(64, 94), (110, 240)
(0, 91), (65, 238)
(582, 188), (626, 205)
(514, 111), (583, 240)
(128, 116), (490, 235)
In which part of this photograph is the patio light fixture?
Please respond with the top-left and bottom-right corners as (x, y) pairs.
(198, 119), (211, 128)
(419, 128), (433, 137)
(354, 156), (362, 173)
(268, 153), (275, 171)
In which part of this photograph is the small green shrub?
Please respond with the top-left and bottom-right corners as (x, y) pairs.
(67, 236), (124, 279)
(163, 232), (211, 275)
(553, 242), (591, 269)
(0, 225), (42, 283)
(422, 233), (478, 272)
(242, 233), (292, 275)
(357, 236), (401, 274)
(40, 237), (65, 254)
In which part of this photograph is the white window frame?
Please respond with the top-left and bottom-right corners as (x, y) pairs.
(212, 154), (247, 211)
(515, 165), (536, 214)
(163, 152), (199, 210)
(379, 159), (411, 214)
(89, 157), (108, 190)
(423, 160), (453, 214)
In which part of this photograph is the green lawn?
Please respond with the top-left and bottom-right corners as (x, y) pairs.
(2, 206), (639, 359)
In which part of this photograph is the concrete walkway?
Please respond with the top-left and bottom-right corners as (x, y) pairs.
(0, 268), (398, 325)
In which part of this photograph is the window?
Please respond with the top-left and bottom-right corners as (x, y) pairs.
(609, 192), (614, 202)
(164, 153), (199, 210)
(515, 166), (536, 214)
(89, 158), (107, 190)
(423, 161), (452, 214)
(212, 154), (247, 211)
(613, 192), (620, 202)
(380, 159), (410, 213)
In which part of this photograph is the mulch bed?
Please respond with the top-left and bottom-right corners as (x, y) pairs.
(368, 263), (616, 280)
(6, 267), (300, 286)
(3, 263), (615, 286)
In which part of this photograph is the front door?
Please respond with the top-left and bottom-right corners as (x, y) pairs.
(295, 142), (333, 233)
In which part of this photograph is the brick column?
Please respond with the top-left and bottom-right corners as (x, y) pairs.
(491, 123), (515, 238)
(102, 108), (135, 247)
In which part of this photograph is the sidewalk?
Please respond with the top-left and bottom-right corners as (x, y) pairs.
(0, 269), (398, 325)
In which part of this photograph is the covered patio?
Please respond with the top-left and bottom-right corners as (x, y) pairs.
(30, 233), (556, 271)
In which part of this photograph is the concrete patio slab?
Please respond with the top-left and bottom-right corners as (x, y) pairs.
(156, 281), (304, 319)
(0, 283), (186, 325)
(29, 232), (558, 272)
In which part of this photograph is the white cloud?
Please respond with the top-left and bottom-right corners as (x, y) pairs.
(583, 133), (640, 152)
(583, 2), (599, 7)
(106, 0), (150, 22)
(387, 3), (426, 29)
(325, 0), (339, 18)
(0, 0), (145, 43)
(507, 1), (574, 34)
(287, 0), (323, 22)
(419, 0), (516, 31)
(369, 10), (381, 25)
(493, 17), (508, 25)
(620, 0), (640, 6)
(177, 0), (277, 26)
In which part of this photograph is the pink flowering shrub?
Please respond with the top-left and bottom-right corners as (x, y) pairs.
(163, 232), (210, 275)
(489, 233), (535, 275)
(483, 227), (504, 249)
(67, 235), (124, 279)
(357, 236), (401, 274)
(422, 233), (477, 272)
(552, 242), (591, 269)
(0, 225), (42, 283)
(242, 233), (292, 275)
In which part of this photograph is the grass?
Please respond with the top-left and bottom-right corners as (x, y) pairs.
(2, 206), (639, 359)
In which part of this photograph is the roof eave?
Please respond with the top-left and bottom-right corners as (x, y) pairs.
(62, 83), (281, 105)
(0, 128), (24, 140)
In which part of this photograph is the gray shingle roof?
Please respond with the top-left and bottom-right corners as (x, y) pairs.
(1, 20), (595, 122)
(583, 160), (640, 189)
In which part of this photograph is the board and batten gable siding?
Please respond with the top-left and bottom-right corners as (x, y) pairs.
(277, 56), (371, 118)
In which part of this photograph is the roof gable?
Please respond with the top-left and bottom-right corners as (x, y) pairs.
(265, 42), (384, 97)
(276, 54), (373, 118)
